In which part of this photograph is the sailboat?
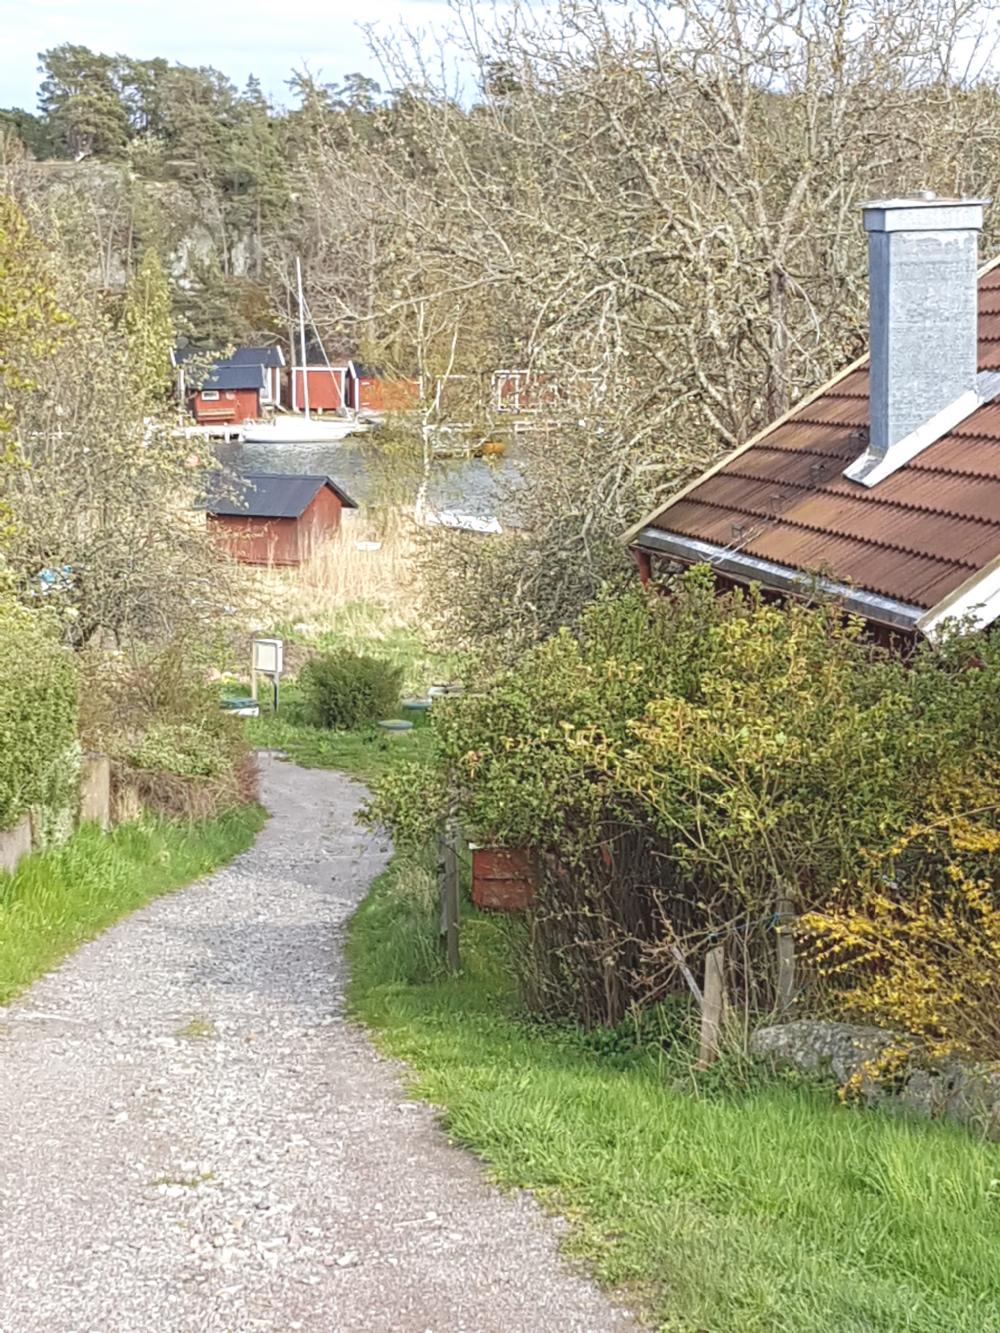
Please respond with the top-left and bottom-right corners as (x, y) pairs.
(242, 259), (369, 445)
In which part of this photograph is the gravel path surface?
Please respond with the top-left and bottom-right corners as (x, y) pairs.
(0, 753), (636, 1332)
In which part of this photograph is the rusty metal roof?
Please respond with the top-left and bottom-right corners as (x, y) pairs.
(632, 263), (1000, 616)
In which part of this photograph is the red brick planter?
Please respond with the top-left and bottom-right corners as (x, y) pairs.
(470, 846), (537, 912)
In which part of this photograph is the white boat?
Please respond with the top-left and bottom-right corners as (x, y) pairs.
(243, 258), (369, 446)
(241, 415), (367, 444)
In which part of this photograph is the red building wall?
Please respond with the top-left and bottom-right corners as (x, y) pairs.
(191, 388), (260, 424)
(208, 488), (345, 566)
(288, 367), (347, 412)
(348, 375), (420, 412)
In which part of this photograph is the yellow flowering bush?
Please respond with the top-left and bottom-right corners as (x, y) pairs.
(800, 811), (1000, 1063)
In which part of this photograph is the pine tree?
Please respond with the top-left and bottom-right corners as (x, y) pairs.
(122, 248), (173, 409)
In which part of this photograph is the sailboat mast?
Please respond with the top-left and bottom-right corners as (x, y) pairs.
(296, 256), (311, 419)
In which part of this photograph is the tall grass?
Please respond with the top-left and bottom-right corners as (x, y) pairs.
(0, 806), (264, 1003)
(250, 513), (418, 624)
(348, 858), (1000, 1332)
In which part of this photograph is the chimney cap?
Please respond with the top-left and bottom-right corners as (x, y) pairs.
(862, 195), (989, 233)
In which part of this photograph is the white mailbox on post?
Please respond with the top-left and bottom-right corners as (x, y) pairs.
(251, 636), (284, 709)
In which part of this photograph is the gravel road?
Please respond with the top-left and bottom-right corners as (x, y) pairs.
(0, 753), (636, 1333)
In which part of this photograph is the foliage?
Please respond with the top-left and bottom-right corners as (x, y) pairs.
(367, 575), (1000, 1025)
(800, 814), (1000, 1064)
(0, 804), (264, 1003)
(349, 856), (1000, 1332)
(129, 720), (233, 780)
(122, 247), (173, 407)
(297, 649), (402, 730)
(0, 598), (78, 831)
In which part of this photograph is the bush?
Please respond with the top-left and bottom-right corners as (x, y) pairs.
(368, 572), (1000, 1028)
(800, 814), (1000, 1065)
(0, 599), (78, 831)
(129, 721), (232, 779)
(298, 650), (402, 730)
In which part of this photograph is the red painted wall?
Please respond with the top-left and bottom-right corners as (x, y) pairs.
(288, 367), (346, 412)
(208, 487), (344, 566)
(190, 388), (260, 424)
(348, 376), (420, 412)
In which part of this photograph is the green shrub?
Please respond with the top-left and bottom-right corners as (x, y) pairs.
(0, 599), (78, 831)
(298, 650), (402, 730)
(129, 720), (233, 779)
(367, 571), (1000, 1027)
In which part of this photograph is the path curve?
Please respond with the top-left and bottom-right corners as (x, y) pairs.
(0, 754), (636, 1332)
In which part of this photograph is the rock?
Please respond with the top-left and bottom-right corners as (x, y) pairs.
(752, 1019), (1000, 1137)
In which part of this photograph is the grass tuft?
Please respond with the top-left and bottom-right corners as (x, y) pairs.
(0, 805), (264, 1004)
(348, 857), (1000, 1332)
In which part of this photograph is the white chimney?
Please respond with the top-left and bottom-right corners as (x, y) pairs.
(844, 191), (998, 487)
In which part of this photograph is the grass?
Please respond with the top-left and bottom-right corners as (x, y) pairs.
(348, 856), (1000, 1332)
(234, 598), (451, 783)
(245, 680), (436, 783)
(0, 805), (265, 1004)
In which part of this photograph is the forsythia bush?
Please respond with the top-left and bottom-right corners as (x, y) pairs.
(0, 598), (78, 831)
(800, 814), (1000, 1062)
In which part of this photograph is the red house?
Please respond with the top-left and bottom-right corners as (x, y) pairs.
(173, 346), (285, 424)
(345, 362), (421, 413)
(287, 365), (349, 412)
(206, 473), (358, 566)
(624, 193), (1000, 642)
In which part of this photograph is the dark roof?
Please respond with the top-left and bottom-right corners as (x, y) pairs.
(228, 345), (285, 368)
(200, 363), (266, 392)
(173, 345), (284, 372)
(630, 260), (1000, 620)
(205, 473), (359, 519)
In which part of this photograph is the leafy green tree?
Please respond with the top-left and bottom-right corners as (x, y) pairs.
(123, 248), (174, 407)
(38, 45), (130, 159)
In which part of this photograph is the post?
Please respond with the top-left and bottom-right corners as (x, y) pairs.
(776, 893), (796, 1014)
(697, 944), (726, 1069)
(250, 668), (258, 702)
(438, 819), (460, 974)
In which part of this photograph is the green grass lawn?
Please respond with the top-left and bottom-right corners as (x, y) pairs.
(348, 856), (1000, 1332)
(0, 805), (264, 1004)
(245, 680), (435, 783)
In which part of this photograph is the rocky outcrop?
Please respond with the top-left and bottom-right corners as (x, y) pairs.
(751, 1019), (1000, 1138)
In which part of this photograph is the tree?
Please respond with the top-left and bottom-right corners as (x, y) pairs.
(122, 247), (174, 408)
(0, 196), (67, 534)
(38, 45), (130, 159)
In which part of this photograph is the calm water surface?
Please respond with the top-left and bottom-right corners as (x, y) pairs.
(218, 437), (522, 522)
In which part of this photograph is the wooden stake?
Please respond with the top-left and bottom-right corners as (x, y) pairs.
(776, 894), (796, 1013)
(697, 945), (726, 1068)
(439, 820), (460, 974)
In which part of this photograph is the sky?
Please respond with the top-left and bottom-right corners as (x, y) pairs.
(0, 0), (456, 111)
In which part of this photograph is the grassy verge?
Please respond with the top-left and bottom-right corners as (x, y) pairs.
(348, 855), (1000, 1332)
(245, 680), (435, 783)
(0, 805), (265, 1004)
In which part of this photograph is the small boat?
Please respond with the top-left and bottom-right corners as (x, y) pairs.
(241, 415), (367, 444)
(422, 508), (504, 534)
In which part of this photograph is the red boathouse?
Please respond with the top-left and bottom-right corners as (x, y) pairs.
(206, 473), (358, 566)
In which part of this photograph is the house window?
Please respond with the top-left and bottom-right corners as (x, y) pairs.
(225, 391), (235, 399)
(201, 390), (220, 401)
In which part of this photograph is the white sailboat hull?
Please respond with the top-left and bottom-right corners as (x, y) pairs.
(241, 416), (368, 444)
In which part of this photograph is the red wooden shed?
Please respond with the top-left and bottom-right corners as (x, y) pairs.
(346, 361), (421, 413)
(206, 473), (358, 566)
(287, 365), (349, 412)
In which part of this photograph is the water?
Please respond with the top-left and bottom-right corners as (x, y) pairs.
(217, 438), (522, 522)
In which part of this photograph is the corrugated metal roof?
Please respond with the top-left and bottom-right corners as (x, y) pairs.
(206, 473), (359, 519)
(636, 263), (1000, 613)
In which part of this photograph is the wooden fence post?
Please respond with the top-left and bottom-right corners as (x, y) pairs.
(438, 819), (460, 974)
(775, 893), (796, 1014)
(697, 944), (726, 1069)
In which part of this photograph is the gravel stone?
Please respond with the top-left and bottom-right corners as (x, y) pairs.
(0, 753), (637, 1332)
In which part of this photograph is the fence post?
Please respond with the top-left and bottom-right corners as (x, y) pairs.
(438, 818), (461, 974)
(775, 892), (796, 1014)
(697, 944), (726, 1069)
